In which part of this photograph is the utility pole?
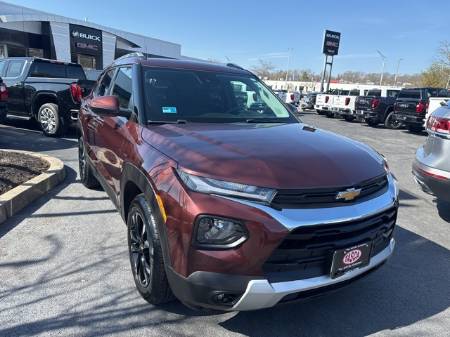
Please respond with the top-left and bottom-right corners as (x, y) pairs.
(394, 58), (403, 86)
(377, 50), (387, 86)
(285, 48), (292, 85)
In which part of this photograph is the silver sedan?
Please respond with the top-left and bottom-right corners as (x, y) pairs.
(413, 104), (450, 202)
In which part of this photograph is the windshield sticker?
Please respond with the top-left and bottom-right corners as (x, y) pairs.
(162, 106), (177, 114)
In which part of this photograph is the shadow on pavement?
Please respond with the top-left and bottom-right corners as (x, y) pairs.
(220, 226), (450, 337)
(0, 166), (79, 239)
(0, 121), (78, 153)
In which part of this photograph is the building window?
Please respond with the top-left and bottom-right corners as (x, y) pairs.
(77, 54), (96, 70)
(28, 48), (44, 58)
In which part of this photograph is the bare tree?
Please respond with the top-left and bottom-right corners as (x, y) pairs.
(250, 59), (276, 78)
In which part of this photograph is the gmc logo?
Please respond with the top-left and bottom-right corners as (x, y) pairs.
(72, 31), (101, 42)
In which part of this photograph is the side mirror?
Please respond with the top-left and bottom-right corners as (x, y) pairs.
(90, 95), (130, 118)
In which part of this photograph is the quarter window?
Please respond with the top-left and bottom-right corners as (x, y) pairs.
(387, 90), (399, 98)
(94, 69), (115, 97)
(111, 67), (133, 110)
(5, 60), (25, 78)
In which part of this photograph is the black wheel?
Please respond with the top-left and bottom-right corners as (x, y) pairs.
(344, 116), (355, 122)
(316, 109), (325, 115)
(38, 103), (68, 137)
(127, 194), (174, 305)
(78, 137), (100, 189)
(0, 110), (6, 124)
(407, 125), (423, 133)
(366, 119), (379, 127)
(384, 111), (402, 129)
(325, 111), (334, 118)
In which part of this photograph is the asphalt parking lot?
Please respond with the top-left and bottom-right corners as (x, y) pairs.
(0, 114), (449, 337)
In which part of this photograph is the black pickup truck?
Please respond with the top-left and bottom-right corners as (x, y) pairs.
(393, 87), (449, 133)
(0, 57), (93, 136)
(355, 88), (401, 128)
(0, 77), (6, 116)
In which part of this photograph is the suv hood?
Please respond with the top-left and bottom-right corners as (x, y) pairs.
(141, 123), (385, 189)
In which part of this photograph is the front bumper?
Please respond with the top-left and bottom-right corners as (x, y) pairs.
(393, 113), (424, 127)
(231, 238), (395, 311)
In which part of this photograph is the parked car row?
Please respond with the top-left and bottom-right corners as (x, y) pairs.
(313, 86), (449, 132)
(309, 86), (450, 205)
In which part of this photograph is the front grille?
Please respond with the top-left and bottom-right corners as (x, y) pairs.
(272, 174), (388, 209)
(263, 207), (397, 283)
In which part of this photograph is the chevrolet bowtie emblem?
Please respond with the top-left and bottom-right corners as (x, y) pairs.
(336, 188), (362, 201)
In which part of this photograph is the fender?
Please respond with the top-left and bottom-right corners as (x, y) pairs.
(31, 91), (58, 117)
(120, 162), (173, 267)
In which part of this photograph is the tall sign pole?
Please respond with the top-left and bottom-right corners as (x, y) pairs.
(320, 30), (341, 92)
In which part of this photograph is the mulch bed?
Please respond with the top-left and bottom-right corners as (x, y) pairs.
(0, 151), (49, 195)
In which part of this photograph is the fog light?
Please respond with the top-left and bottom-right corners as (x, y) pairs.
(194, 216), (247, 249)
(212, 292), (240, 306)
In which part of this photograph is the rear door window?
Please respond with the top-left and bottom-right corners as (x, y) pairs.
(5, 60), (25, 78)
(387, 90), (400, 98)
(29, 61), (66, 78)
(349, 89), (360, 96)
(66, 65), (86, 80)
(398, 90), (420, 99)
(367, 89), (381, 97)
(110, 67), (133, 110)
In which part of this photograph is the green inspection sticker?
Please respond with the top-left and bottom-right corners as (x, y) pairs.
(162, 106), (177, 114)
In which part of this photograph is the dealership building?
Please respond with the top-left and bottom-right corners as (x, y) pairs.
(0, 1), (182, 70)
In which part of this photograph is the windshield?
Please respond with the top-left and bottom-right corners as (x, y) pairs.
(143, 67), (295, 123)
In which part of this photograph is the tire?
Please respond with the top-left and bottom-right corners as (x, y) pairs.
(344, 116), (355, 122)
(78, 137), (100, 189)
(0, 110), (6, 124)
(316, 109), (325, 115)
(384, 111), (402, 129)
(407, 125), (423, 133)
(366, 119), (379, 127)
(326, 111), (334, 118)
(127, 194), (174, 305)
(38, 103), (68, 137)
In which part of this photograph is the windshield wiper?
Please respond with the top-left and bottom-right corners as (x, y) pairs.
(146, 119), (188, 125)
(244, 118), (288, 123)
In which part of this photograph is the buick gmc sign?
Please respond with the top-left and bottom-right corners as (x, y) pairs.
(322, 30), (341, 56)
(71, 30), (101, 42)
(70, 24), (102, 55)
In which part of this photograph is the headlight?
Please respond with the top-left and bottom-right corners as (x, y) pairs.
(194, 216), (247, 249)
(177, 169), (276, 203)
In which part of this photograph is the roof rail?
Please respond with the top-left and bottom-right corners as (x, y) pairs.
(226, 63), (245, 70)
(114, 52), (146, 63)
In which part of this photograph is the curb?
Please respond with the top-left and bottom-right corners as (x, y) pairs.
(0, 150), (65, 225)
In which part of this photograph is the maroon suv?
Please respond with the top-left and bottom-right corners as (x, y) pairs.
(78, 54), (399, 311)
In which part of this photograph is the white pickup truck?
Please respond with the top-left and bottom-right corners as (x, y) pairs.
(273, 89), (301, 105)
(334, 89), (366, 121)
(315, 89), (341, 116)
(426, 96), (450, 125)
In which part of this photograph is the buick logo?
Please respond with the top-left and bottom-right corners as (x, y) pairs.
(343, 249), (362, 265)
(336, 188), (361, 201)
(72, 30), (101, 42)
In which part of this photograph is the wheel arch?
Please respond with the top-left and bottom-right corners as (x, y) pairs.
(120, 162), (158, 223)
(120, 161), (173, 267)
(32, 92), (58, 119)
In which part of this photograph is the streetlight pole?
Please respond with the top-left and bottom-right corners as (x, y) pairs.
(377, 50), (387, 86)
(394, 58), (403, 86)
(285, 48), (292, 85)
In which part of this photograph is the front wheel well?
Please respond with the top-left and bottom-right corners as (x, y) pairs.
(122, 181), (143, 222)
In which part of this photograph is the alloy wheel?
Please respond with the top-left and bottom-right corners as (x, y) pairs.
(39, 107), (57, 134)
(129, 212), (153, 287)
